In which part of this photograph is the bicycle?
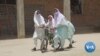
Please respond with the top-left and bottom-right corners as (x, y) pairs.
(40, 27), (48, 53)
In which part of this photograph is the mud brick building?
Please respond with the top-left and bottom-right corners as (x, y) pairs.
(0, 0), (100, 39)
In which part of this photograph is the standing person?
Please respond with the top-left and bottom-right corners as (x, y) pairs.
(53, 8), (75, 51)
(45, 15), (55, 45)
(32, 10), (45, 51)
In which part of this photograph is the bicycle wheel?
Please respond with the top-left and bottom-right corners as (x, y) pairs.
(40, 38), (48, 53)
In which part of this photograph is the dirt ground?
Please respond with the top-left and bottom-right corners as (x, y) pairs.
(0, 33), (100, 56)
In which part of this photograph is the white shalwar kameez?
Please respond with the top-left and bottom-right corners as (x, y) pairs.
(33, 10), (45, 48)
(45, 15), (55, 33)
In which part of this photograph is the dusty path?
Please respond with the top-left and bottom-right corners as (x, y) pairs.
(0, 33), (100, 56)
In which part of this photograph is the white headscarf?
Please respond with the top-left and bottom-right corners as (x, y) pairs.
(46, 15), (55, 28)
(54, 8), (64, 20)
(54, 8), (67, 27)
(33, 10), (45, 27)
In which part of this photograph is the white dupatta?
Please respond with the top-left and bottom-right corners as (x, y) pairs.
(54, 9), (67, 27)
(33, 10), (45, 27)
(33, 10), (45, 38)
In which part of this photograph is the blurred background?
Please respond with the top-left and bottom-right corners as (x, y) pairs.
(0, 0), (100, 39)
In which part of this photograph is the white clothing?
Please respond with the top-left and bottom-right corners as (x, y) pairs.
(33, 10), (45, 48)
(45, 16), (55, 33)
